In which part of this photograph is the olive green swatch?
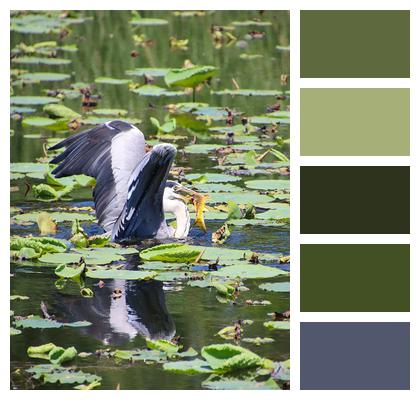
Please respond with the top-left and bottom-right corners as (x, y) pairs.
(301, 88), (410, 156)
(300, 244), (410, 312)
(300, 166), (410, 234)
(300, 10), (410, 78)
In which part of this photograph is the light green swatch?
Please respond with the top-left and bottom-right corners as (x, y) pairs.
(300, 88), (410, 156)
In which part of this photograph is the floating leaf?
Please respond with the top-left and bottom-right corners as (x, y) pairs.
(94, 77), (131, 85)
(245, 179), (290, 191)
(259, 282), (290, 292)
(11, 56), (71, 65)
(185, 173), (241, 183)
(201, 343), (264, 373)
(202, 376), (280, 390)
(130, 18), (168, 26)
(126, 67), (170, 77)
(13, 211), (95, 223)
(55, 263), (85, 279)
(163, 359), (213, 374)
(89, 108), (127, 116)
(26, 364), (101, 385)
(206, 192), (274, 205)
(131, 85), (184, 97)
(19, 72), (71, 82)
(242, 337), (275, 345)
(11, 96), (60, 105)
(140, 243), (201, 262)
(39, 250), (124, 265)
(212, 89), (283, 96)
(85, 268), (156, 280)
(43, 103), (81, 119)
(14, 315), (91, 329)
(146, 339), (181, 355)
(165, 65), (218, 88)
(264, 321), (290, 330)
(231, 20), (272, 26)
(212, 264), (286, 279)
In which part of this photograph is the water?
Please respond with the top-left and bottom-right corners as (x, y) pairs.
(11, 10), (290, 390)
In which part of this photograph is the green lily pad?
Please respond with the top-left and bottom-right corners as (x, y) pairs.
(26, 364), (101, 385)
(14, 315), (91, 329)
(85, 268), (156, 280)
(20, 72), (71, 82)
(231, 20), (272, 27)
(38, 251), (124, 265)
(201, 343), (264, 373)
(185, 173), (241, 183)
(131, 85), (184, 97)
(163, 359), (213, 374)
(183, 144), (224, 154)
(55, 263), (85, 279)
(245, 179), (290, 190)
(212, 264), (286, 279)
(165, 66), (218, 88)
(81, 116), (141, 125)
(202, 376), (280, 390)
(13, 212), (95, 223)
(206, 192), (274, 205)
(94, 77), (131, 85)
(89, 108), (127, 116)
(259, 282), (290, 292)
(22, 116), (62, 127)
(43, 103), (81, 119)
(146, 338), (181, 355)
(264, 321), (290, 330)
(125, 67), (170, 77)
(11, 56), (71, 65)
(256, 207), (289, 220)
(113, 349), (167, 362)
(11, 96), (60, 105)
(242, 337), (275, 345)
(10, 106), (36, 114)
(191, 183), (240, 193)
(212, 89), (283, 96)
(130, 18), (168, 26)
(11, 327), (22, 336)
(140, 243), (201, 262)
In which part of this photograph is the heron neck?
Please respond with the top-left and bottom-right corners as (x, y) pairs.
(173, 201), (191, 239)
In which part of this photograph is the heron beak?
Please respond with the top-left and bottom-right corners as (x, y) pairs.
(173, 184), (209, 232)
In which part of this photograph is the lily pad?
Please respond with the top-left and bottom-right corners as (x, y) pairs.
(185, 173), (241, 183)
(94, 77), (131, 85)
(231, 20), (272, 27)
(11, 96), (60, 105)
(163, 359), (213, 374)
(183, 144), (224, 154)
(140, 243), (201, 262)
(22, 116), (61, 127)
(26, 364), (101, 385)
(165, 66), (218, 88)
(85, 268), (156, 280)
(212, 264), (286, 279)
(131, 85), (184, 97)
(125, 67), (170, 77)
(11, 56), (71, 65)
(38, 251), (124, 265)
(43, 103), (81, 119)
(201, 343), (264, 373)
(191, 183), (241, 193)
(130, 18), (168, 26)
(256, 207), (289, 220)
(212, 89), (283, 97)
(264, 321), (290, 330)
(202, 376), (280, 390)
(206, 192), (274, 205)
(89, 108), (127, 116)
(19, 72), (71, 82)
(13, 211), (95, 223)
(245, 179), (290, 190)
(258, 282), (290, 292)
(14, 315), (91, 329)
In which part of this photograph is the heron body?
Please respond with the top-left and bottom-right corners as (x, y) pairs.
(50, 120), (191, 242)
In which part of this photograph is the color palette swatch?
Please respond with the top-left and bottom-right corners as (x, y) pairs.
(299, 10), (410, 390)
(300, 244), (410, 312)
(300, 166), (410, 234)
(300, 10), (410, 78)
(300, 323), (410, 389)
(300, 88), (410, 156)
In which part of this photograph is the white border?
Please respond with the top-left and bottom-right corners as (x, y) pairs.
(2, 1), (420, 398)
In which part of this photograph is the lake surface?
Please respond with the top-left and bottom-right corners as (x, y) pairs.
(10, 10), (290, 390)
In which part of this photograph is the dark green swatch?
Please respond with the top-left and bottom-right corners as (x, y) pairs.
(300, 166), (410, 234)
(300, 10), (410, 78)
(301, 244), (410, 312)
(300, 88), (410, 156)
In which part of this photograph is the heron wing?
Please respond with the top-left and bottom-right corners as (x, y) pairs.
(49, 120), (146, 233)
(112, 144), (176, 241)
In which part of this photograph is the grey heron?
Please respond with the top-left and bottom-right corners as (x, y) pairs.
(50, 120), (199, 242)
